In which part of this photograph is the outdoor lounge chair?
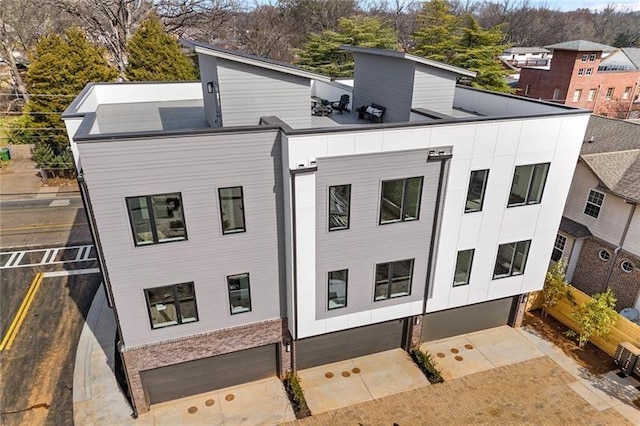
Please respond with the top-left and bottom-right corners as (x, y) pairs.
(331, 94), (350, 114)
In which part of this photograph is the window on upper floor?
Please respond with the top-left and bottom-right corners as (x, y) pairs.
(586, 68), (593, 76)
(508, 163), (550, 207)
(622, 87), (632, 100)
(524, 84), (531, 96)
(551, 234), (566, 262)
(453, 249), (475, 287)
(328, 269), (348, 310)
(587, 88), (597, 101)
(145, 282), (198, 329)
(605, 87), (614, 100)
(374, 259), (413, 301)
(329, 184), (351, 231)
(573, 89), (582, 102)
(589, 53), (596, 62)
(379, 177), (423, 224)
(584, 189), (605, 218)
(126, 193), (187, 246)
(227, 273), (251, 314)
(218, 186), (246, 234)
(552, 88), (561, 100)
(581, 54), (588, 62)
(578, 68), (585, 76)
(465, 170), (489, 213)
(493, 240), (531, 279)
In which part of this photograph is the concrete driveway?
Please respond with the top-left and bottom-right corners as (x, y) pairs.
(297, 348), (429, 415)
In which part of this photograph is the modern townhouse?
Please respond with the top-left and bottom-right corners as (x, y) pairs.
(62, 43), (591, 415)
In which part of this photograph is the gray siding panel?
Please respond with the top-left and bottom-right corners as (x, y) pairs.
(315, 150), (440, 319)
(78, 130), (284, 348)
(217, 59), (311, 128)
(412, 65), (457, 113)
(352, 53), (415, 123)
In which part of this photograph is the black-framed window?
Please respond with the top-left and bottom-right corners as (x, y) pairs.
(493, 240), (531, 279)
(227, 273), (252, 314)
(219, 186), (246, 234)
(551, 234), (566, 262)
(145, 282), (198, 329)
(379, 177), (423, 224)
(374, 259), (414, 301)
(584, 189), (605, 218)
(508, 163), (549, 207)
(328, 269), (348, 310)
(126, 193), (186, 246)
(329, 185), (351, 231)
(465, 170), (489, 213)
(453, 249), (474, 286)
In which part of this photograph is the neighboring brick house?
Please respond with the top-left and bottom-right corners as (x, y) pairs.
(62, 42), (590, 415)
(554, 116), (640, 311)
(518, 40), (640, 119)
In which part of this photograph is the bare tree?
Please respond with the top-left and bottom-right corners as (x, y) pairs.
(234, 1), (293, 60)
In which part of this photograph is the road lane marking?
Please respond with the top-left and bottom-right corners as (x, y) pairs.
(43, 268), (100, 277)
(0, 245), (96, 269)
(48, 199), (71, 207)
(0, 273), (44, 351)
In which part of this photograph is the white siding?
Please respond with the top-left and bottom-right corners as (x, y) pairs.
(412, 64), (457, 113)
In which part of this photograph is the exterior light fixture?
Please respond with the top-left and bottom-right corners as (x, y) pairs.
(206, 82), (214, 94)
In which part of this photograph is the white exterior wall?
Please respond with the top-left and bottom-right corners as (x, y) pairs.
(286, 114), (589, 338)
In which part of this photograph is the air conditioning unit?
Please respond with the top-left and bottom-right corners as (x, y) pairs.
(614, 342), (640, 375)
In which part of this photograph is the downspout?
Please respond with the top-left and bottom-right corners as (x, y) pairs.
(603, 201), (636, 292)
(592, 84), (602, 114)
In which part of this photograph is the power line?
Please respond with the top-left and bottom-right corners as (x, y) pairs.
(0, 93), (77, 97)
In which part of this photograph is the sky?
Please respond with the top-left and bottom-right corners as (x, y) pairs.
(538, 1), (640, 11)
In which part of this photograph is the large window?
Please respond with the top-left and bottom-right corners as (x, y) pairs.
(465, 170), (489, 213)
(584, 189), (605, 218)
(623, 87), (632, 100)
(587, 88), (597, 101)
(379, 177), (423, 224)
(493, 240), (531, 279)
(551, 234), (566, 262)
(227, 273), (252, 314)
(572, 89), (582, 102)
(126, 193), (186, 246)
(605, 87), (614, 100)
(219, 186), (246, 234)
(453, 249), (474, 286)
(328, 269), (348, 310)
(374, 259), (414, 301)
(329, 185), (351, 231)
(508, 163), (550, 207)
(145, 282), (198, 329)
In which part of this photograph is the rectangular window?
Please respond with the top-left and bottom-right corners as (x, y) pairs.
(552, 88), (560, 100)
(605, 87), (614, 100)
(379, 177), (423, 224)
(551, 234), (566, 262)
(329, 185), (351, 231)
(219, 186), (246, 234)
(374, 259), (414, 301)
(493, 240), (531, 279)
(465, 170), (489, 213)
(584, 189), (605, 218)
(328, 269), (348, 310)
(572, 89), (582, 102)
(581, 54), (588, 62)
(622, 87), (632, 100)
(145, 282), (198, 329)
(508, 163), (550, 207)
(585, 68), (593, 75)
(577, 68), (585, 76)
(126, 193), (186, 246)
(587, 88), (597, 101)
(589, 53), (596, 62)
(524, 84), (531, 96)
(227, 273), (252, 314)
(453, 249), (475, 286)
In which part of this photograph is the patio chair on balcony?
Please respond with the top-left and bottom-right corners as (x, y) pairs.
(331, 94), (350, 114)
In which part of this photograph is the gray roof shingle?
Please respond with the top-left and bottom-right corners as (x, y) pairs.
(560, 217), (592, 238)
(545, 40), (615, 51)
(621, 47), (640, 68)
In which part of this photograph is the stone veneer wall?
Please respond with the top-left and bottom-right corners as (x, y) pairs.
(121, 318), (289, 414)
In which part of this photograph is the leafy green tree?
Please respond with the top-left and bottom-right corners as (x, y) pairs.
(125, 14), (198, 82)
(295, 16), (398, 77)
(542, 258), (572, 317)
(570, 288), (618, 348)
(412, 0), (460, 63)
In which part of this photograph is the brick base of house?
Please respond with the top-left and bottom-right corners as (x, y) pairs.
(572, 238), (640, 310)
(120, 318), (290, 415)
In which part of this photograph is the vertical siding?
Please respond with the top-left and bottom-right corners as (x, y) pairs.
(352, 53), (415, 122)
(412, 64), (457, 113)
(217, 59), (311, 128)
(78, 130), (284, 348)
(314, 150), (440, 319)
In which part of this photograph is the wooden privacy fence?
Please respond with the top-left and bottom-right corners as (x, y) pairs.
(527, 287), (640, 357)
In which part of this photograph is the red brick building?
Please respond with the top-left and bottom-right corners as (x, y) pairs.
(518, 40), (640, 119)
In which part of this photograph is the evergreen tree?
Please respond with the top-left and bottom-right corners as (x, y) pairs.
(125, 14), (198, 82)
(295, 16), (398, 77)
(412, 0), (460, 63)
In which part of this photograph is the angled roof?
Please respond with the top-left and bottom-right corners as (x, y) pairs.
(559, 216), (592, 238)
(340, 45), (477, 78)
(503, 47), (550, 54)
(545, 40), (615, 52)
(621, 47), (640, 68)
(580, 116), (640, 202)
(184, 39), (332, 82)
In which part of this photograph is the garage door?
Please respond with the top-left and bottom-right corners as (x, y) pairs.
(140, 344), (277, 405)
(421, 296), (517, 342)
(297, 319), (406, 370)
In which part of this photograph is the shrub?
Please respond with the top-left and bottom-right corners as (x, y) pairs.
(283, 371), (311, 419)
(410, 348), (444, 384)
(570, 287), (618, 348)
(542, 258), (574, 316)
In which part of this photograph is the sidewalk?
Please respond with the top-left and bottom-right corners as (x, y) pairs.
(0, 159), (80, 202)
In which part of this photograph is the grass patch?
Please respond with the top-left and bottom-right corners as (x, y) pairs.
(283, 371), (311, 419)
(410, 348), (444, 384)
